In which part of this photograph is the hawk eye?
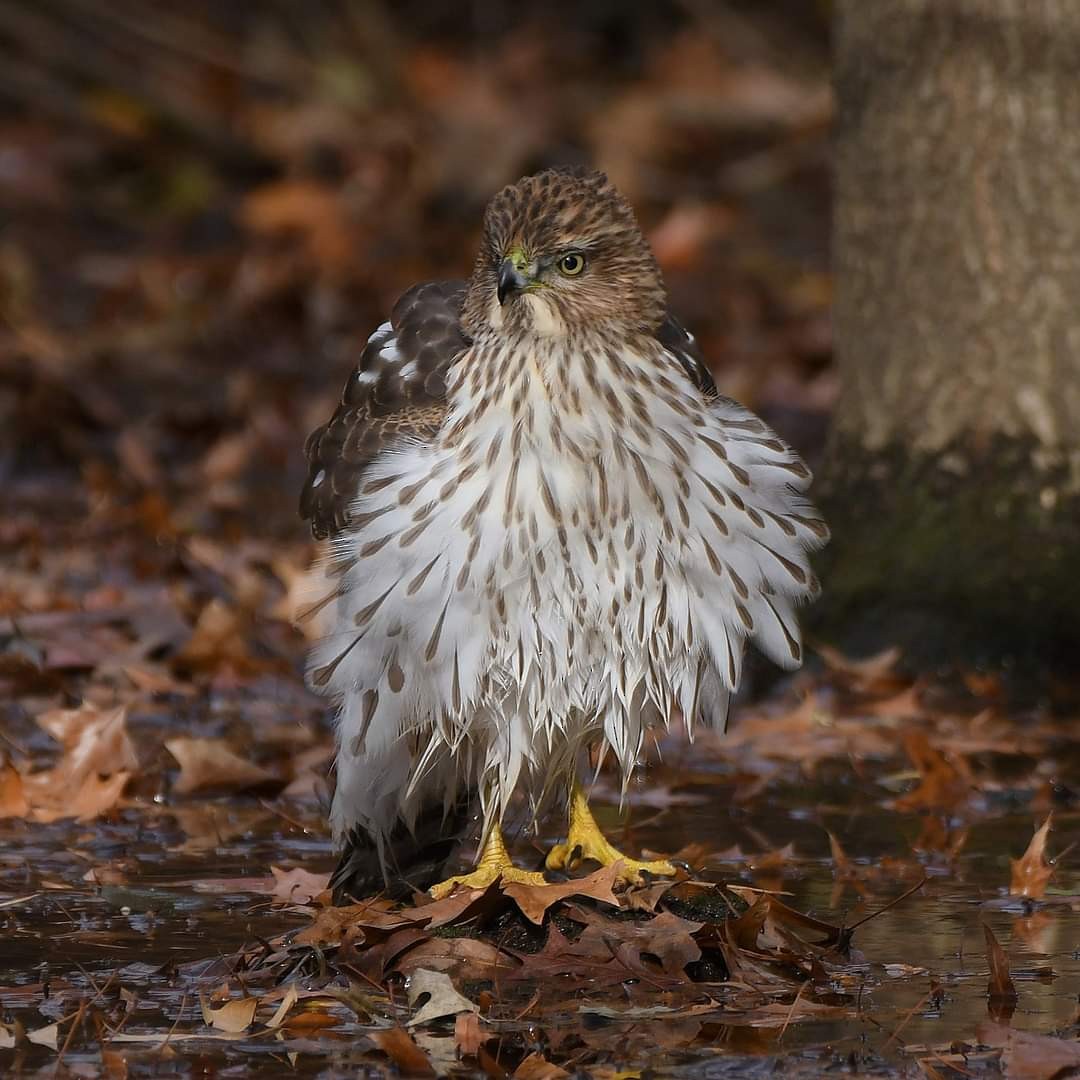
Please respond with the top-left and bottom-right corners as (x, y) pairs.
(557, 252), (586, 276)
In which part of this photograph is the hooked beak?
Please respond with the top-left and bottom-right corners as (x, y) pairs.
(497, 259), (529, 306)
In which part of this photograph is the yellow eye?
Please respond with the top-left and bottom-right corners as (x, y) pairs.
(558, 252), (586, 276)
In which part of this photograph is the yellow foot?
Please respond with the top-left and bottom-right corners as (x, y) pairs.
(429, 825), (547, 899)
(545, 781), (677, 885)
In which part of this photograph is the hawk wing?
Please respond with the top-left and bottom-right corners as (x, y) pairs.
(300, 280), (471, 539)
(301, 295), (713, 539)
(656, 313), (718, 399)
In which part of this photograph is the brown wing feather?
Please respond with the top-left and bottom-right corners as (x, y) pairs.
(655, 313), (718, 399)
(300, 280), (470, 539)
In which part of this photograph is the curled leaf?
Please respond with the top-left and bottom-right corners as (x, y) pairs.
(1010, 816), (1054, 900)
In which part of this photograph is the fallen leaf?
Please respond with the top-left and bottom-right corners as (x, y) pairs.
(27, 1023), (58, 1049)
(406, 968), (479, 1027)
(294, 898), (414, 948)
(270, 866), (331, 906)
(726, 886), (844, 949)
(977, 1021), (1080, 1080)
(750, 843), (797, 873)
(166, 737), (275, 794)
(269, 554), (326, 641)
(502, 861), (622, 925)
(983, 924), (1018, 1004)
(728, 895), (770, 950)
(864, 683), (925, 719)
(264, 985), (299, 1029)
(281, 742), (336, 799)
(411, 880), (505, 930)
(413, 1032), (459, 1074)
(623, 878), (680, 912)
(173, 599), (255, 673)
(199, 992), (257, 1033)
(371, 1026), (436, 1077)
(816, 644), (902, 689)
(102, 1048), (129, 1078)
(0, 762), (29, 818)
(280, 1009), (340, 1033)
(35, 703), (138, 784)
(883, 963), (929, 978)
(514, 1052), (570, 1080)
(827, 832), (857, 880)
(1011, 817), (1055, 900)
(390, 935), (518, 979)
(575, 908), (703, 977)
(893, 731), (973, 812)
(454, 1012), (489, 1058)
(503, 919), (639, 988)
(29, 769), (130, 823)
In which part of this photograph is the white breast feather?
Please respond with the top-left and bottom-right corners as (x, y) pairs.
(306, 334), (826, 845)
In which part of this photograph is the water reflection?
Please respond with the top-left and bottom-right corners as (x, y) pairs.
(2, 772), (1079, 1074)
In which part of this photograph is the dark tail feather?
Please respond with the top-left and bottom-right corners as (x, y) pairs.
(330, 798), (476, 903)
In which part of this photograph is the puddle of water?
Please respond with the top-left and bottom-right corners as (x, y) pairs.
(1, 754), (1077, 1075)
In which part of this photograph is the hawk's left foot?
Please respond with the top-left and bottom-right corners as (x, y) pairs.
(545, 780), (677, 884)
(429, 825), (546, 899)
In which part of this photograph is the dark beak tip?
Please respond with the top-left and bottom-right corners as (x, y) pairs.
(497, 260), (524, 307)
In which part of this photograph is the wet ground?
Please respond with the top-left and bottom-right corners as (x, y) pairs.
(3, 682), (1078, 1076)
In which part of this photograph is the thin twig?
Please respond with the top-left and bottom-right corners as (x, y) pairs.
(847, 876), (927, 932)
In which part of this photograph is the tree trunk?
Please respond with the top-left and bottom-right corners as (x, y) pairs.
(823, 0), (1080, 670)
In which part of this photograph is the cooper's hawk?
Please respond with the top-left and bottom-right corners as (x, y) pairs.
(300, 168), (827, 898)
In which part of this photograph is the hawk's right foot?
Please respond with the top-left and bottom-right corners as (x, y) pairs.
(428, 825), (546, 899)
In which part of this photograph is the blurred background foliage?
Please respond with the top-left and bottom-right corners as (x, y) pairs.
(0, 0), (831, 551)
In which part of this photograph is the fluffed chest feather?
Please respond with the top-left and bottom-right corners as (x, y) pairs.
(312, 338), (823, 834)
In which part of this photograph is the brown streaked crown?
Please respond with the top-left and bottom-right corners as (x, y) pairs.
(462, 168), (666, 336)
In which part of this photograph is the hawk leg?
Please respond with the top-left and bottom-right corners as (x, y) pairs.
(429, 824), (546, 899)
(546, 779), (677, 884)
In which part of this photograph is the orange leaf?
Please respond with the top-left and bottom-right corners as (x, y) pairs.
(827, 831), (858, 880)
(815, 644), (902, 688)
(0, 762), (29, 819)
(35, 703), (137, 786)
(502, 862), (622, 925)
(371, 1027), (436, 1077)
(893, 731), (972, 813)
(31, 770), (130, 823)
(454, 1012), (489, 1058)
(513, 1052), (570, 1080)
(1010, 816), (1054, 900)
(174, 600), (256, 674)
(983, 924), (1018, 1004)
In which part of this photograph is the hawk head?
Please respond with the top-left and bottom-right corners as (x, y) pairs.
(462, 168), (666, 338)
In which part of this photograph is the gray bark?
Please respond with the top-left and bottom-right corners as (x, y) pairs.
(823, 0), (1080, 668)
